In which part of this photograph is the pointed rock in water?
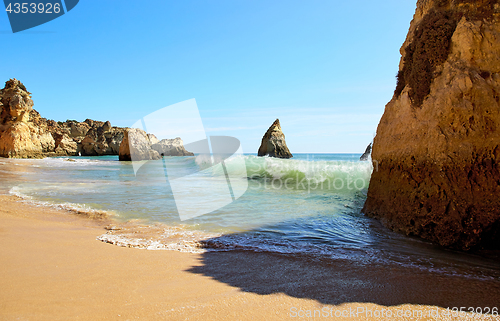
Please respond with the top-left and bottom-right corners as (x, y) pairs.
(360, 143), (372, 161)
(258, 119), (292, 159)
(363, 1), (500, 251)
(119, 128), (161, 161)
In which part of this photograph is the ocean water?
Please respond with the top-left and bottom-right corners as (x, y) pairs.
(1, 154), (499, 281)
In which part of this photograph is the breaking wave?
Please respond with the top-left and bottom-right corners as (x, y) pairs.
(199, 155), (374, 193)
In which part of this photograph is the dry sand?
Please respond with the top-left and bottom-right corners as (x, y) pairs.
(0, 194), (498, 321)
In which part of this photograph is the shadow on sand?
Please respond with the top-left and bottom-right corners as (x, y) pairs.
(186, 242), (500, 309)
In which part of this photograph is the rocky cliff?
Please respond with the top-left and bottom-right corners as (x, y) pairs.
(118, 128), (161, 161)
(78, 120), (125, 156)
(0, 79), (55, 158)
(363, 0), (500, 250)
(257, 119), (293, 159)
(0, 79), (125, 158)
(0, 79), (195, 160)
(151, 138), (194, 157)
(119, 131), (194, 161)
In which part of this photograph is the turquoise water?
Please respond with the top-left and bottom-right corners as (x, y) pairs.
(1, 154), (499, 280)
(5, 154), (372, 231)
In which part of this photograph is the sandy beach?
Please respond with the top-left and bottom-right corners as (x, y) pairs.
(0, 195), (499, 321)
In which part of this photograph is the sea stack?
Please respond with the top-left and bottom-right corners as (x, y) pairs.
(258, 119), (293, 159)
(360, 143), (372, 161)
(363, 1), (500, 250)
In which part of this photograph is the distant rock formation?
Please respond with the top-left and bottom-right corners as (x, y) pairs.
(119, 131), (194, 161)
(151, 138), (194, 157)
(363, 0), (500, 251)
(257, 119), (292, 159)
(0, 79), (127, 158)
(119, 128), (161, 161)
(360, 143), (372, 161)
(0, 79), (201, 160)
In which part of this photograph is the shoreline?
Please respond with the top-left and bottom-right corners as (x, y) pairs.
(1, 194), (499, 320)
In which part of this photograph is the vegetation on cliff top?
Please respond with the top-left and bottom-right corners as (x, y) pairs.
(395, 0), (499, 107)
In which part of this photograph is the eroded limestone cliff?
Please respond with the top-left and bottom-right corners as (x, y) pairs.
(0, 79), (195, 160)
(151, 138), (195, 157)
(0, 79), (59, 158)
(118, 128), (161, 161)
(363, 0), (500, 250)
(0, 79), (125, 158)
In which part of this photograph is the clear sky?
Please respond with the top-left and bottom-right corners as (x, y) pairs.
(0, 0), (416, 153)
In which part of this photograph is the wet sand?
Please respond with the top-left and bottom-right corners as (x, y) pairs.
(0, 195), (498, 320)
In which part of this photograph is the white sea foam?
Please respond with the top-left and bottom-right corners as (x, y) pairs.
(97, 222), (222, 253)
(9, 185), (117, 220)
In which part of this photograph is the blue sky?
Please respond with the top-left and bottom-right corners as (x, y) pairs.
(0, 0), (416, 153)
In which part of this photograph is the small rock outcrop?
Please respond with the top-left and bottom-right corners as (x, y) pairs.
(360, 143), (372, 161)
(257, 119), (293, 159)
(69, 121), (90, 138)
(363, 0), (500, 250)
(151, 138), (195, 157)
(147, 134), (159, 145)
(79, 123), (125, 156)
(118, 128), (161, 161)
(102, 121), (112, 132)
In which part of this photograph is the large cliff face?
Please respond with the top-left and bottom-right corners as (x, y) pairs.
(0, 79), (126, 158)
(363, 0), (500, 250)
(0, 79), (56, 158)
